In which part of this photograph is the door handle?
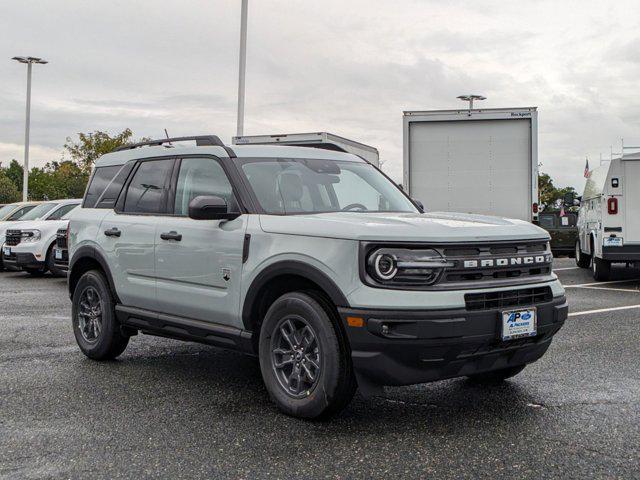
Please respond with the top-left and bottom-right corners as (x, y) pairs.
(160, 231), (182, 241)
(104, 227), (121, 237)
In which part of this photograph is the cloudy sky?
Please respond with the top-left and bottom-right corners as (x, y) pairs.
(1, 0), (639, 190)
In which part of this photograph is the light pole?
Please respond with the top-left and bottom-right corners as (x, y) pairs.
(236, 0), (248, 137)
(12, 56), (48, 201)
(457, 94), (486, 115)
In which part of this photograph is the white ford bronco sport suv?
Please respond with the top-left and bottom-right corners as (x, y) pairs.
(68, 135), (567, 419)
(3, 199), (80, 276)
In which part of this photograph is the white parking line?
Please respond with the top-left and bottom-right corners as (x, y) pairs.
(568, 304), (640, 317)
(553, 267), (581, 271)
(571, 285), (639, 293)
(565, 278), (640, 288)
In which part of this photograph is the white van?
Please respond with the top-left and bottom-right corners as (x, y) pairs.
(576, 151), (640, 280)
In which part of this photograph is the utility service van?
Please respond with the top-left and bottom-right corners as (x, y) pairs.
(576, 151), (640, 280)
(403, 107), (538, 222)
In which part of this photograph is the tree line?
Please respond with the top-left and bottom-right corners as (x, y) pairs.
(0, 129), (137, 203)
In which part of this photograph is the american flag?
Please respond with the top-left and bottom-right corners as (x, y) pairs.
(584, 158), (590, 178)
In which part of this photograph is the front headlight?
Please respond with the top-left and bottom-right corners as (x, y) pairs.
(365, 247), (454, 287)
(21, 230), (41, 243)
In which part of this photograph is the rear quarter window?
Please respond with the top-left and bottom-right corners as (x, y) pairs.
(84, 166), (122, 208)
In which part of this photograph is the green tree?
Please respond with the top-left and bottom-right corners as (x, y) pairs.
(538, 172), (578, 211)
(63, 129), (134, 174)
(0, 174), (21, 203)
(5, 159), (24, 193)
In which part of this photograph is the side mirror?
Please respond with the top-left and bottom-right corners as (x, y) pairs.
(188, 195), (240, 221)
(413, 199), (425, 213)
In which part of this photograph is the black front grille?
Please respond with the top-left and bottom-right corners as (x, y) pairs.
(465, 286), (553, 311)
(56, 228), (68, 249)
(5, 230), (21, 246)
(441, 241), (552, 287)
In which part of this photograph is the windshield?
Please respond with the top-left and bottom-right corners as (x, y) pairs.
(18, 203), (57, 221)
(0, 204), (16, 219)
(239, 158), (417, 215)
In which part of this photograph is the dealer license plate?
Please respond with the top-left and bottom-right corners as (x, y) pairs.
(2, 246), (10, 257)
(502, 307), (537, 341)
(604, 237), (623, 247)
(54, 249), (63, 260)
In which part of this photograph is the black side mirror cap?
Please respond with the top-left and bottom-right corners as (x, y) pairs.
(413, 199), (425, 213)
(188, 195), (240, 221)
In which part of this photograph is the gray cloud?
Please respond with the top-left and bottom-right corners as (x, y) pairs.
(1, 0), (639, 192)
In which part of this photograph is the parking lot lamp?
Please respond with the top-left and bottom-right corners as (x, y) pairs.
(457, 94), (486, 115)
(12, 56), (48, 201)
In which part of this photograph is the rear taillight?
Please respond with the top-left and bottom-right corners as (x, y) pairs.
(607, 197), (618, 215)
(532, 203), (539, 214)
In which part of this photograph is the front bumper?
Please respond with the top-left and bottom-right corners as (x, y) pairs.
(338, 295), (567, 387)
(2, 251), (43, 270)
(53, 247), (69, 272)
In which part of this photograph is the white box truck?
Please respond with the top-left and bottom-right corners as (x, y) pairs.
(403, 107), (539, 222)
(575, 150), (640, 281)
(233, 132), (379, 167)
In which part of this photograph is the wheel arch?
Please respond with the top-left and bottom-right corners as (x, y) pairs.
(241, 260), (350, 335)
(68, 245), (119, 303)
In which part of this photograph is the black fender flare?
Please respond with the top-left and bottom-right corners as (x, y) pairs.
(241, 260), (350, 331)
(68, 245), (119, 302)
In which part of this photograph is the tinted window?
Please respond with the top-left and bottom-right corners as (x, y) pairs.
(174, 158), (237, 216)
(6, 205), (36, 221)
(84, 166), (122, 208)
(539, 215), (556, 228)
(95, 162), (135, 209)
(47, 203), (79, 220)
(123, 159), (174, 214)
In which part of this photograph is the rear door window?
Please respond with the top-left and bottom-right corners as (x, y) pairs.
(122, 159), (174, 214)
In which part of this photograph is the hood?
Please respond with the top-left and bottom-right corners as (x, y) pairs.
(259, 211), (550, 243)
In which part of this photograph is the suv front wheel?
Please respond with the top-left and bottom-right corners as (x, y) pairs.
(258, 291), (356, 419)
(72, 270), (129, 360)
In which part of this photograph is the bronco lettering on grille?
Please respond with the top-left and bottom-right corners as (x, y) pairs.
(463, 254), (551, 269)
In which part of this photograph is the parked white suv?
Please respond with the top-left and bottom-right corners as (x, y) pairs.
(2, 199), (81, 276)
(68, 135), (567, 419)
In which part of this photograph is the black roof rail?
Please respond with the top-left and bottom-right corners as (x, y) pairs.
(112, 135), (226, 152)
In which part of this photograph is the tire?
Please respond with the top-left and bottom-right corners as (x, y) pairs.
(258, 291), (356, 419)
(467, 365), (526, 385)
(72, 269), (129, 360)
(575, 240), (590, 268)
(592, 256), (611, 282)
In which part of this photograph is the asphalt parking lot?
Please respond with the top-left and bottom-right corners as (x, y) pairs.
(1, 257), (639, 479)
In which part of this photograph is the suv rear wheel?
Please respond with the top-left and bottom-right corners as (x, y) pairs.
(258, 291), (356, 419)
(72, 270), (129, 360)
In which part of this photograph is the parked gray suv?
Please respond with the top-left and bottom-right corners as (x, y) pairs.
(68, 135), (567, 419)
